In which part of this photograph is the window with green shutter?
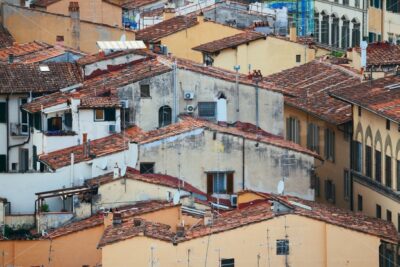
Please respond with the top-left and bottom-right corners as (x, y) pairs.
(104, 108), (116, 121)
(0, 102), (6, 123)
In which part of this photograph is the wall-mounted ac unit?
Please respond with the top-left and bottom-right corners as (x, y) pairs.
(120, 100), (129, 109)
(184, 91), (194, 100)
(230, 194), (238, 208)
(109, 124), (116, 133)
(186, 105), (195, 113)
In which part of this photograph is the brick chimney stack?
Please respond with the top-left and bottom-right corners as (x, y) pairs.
(69, 2), (80, 50)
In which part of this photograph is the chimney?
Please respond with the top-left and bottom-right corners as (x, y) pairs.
(360, 41), (368, 70)
(113, 163), (120, 179)
(113, 211), (122, 225)
(68, 2), (80, 50)
(8, 54), (14, 64)
(203, 209), (212, 226)
(176, 225), (185, 237)
(103, 212), (113, 227)
(289, 23), (297, 42)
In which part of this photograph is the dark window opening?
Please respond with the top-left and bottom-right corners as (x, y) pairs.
(386, 156), (392, 188)
(386, 119), (391, 130)
(0, 102), (6, 123)
(34, 112), (42, 131)
(140, 84), (150, 98)
(286, 117), (300, 144)
(207, 172), (234, 194)
(325, 179), (336, 203)
(357, 194), (363, 211)
(366, 145), (372, 177)
(376, 204), (382, 218)
(296, 54), (301, 63)
(0, 155), (6, 173)
(344, 170), (350, 200)
(47, 117), (62, 131)
(64, 112), (72, 128)
(358, 106), (362, 117)
(105, 108), (116, 121)
(276, 239), (289, 255)
(198, 102), (216, 119)
(376, 150), (382, 183)
(159, 105), (172, 127)
(140, 163), (154, 174)
(221, 258), (235, 267)
(324, 128), (335, 161)
(307, 123), (320, 153)
(32, 145), (38, 171)
(387, 210), (392, 222)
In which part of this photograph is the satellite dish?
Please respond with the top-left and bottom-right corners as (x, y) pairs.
(277, 180), (285, 195)
(172, 191), (181, 205)
(120, 34), (126, 42)
(120, 165), (127, 177)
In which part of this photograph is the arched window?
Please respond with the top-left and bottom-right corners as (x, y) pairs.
(341, 16), (350, 48)
(331, 14), (339, 47)
(374, 131), (383, 183)
(159, 105), (172, 128)
(352, 19), (361, 47)
(314, 12), (320, 42)
(321, 13), (329, 45)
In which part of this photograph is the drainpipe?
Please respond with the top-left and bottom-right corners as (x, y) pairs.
(70, 153), (74, 187)
(234, 65), (240, 122)
(242, 137), (245, 190)
(5, 96), (9, 172)
(255, 81), (259, 130)
(173, 60), (178, 122)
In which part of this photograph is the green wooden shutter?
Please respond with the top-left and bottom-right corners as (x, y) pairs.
(227, 173), (234, 194)
(0, 155), (6, 172)
(105, 108), (116, 121)
(0, 102), (6, 123)
(207, 173), (213, 194)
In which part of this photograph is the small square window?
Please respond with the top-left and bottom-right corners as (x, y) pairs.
(198, 102), (216, 119)
(386, 119), (391, 130)
(140, 84), (150, 98)
(357, 194), (363, 211)
(140, 162), (154, 174)
(276, 239), (289, 255)
(296, 54), (301, 63)
(221, 258), (234, 267)
(376, 204), (381, 218)
(11, 163), (17, 171)
(358, 106), (362, 117)
(94, 109), (105, 121)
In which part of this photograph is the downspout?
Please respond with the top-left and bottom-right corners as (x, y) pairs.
(5, 96), (9, 172)
(242, 137), (245, 190)
(173, 60), (178, 123)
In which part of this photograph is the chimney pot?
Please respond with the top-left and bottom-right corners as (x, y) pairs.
(289, 23), (297, 42)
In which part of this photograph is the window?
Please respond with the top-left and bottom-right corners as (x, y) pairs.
(314, 13), (320, 42)
(352, 23), (361, 47)
(386, 156), (392, 188)
(307, 123), (320, 153)
(355, 0), (360, 7)
(159, 105), (172, 127)
(140, 163), (154, 174)
(64, 112), (72, 128)
(140, 84), (150, 97)
(357, 194), (363, 211)
(376, 204), (382, 218)
(358, 106), (362, 117)
(388, 33), (394, 43)
(386, 119), (391, 130)
(371, 0), (381, 8)
(32, 145), (37, 171)
(221, 259), (235, 267)
(331, 17), (339, 47)
(198, 102), (216, 119)
(325, 179), (336, 203)
(343, 0), (349, 5)
(325, 128), (335, 161)
(296, 54), (301, 63)
(0, 155), (6, 172)
(286, 117), (300, 144)
(344, 170), (350, 200)
(341, 20), (350, 48)
(104, 108), (116, 121)
(369, 32), (377, 42)
(321, 15), (329, 45)
(34, 112), (42, 131)
(0, 102), (6, 123)
(397, 160), (400, 191)
(366, 145), (372, 177)
(315, 176), (321, 197)
(387, 210), (392, 222)
(387, 0), (400, 12)
(94, 109), (105, 121)
(207, 172), (234, 194)
(20, 98), (29, 134)
(47, 117), (62, 131)
(276, 239), (289, 255)
(19, 148), (29, 172)
(376, 150), (382, 183)
(352, 141), (362, 172)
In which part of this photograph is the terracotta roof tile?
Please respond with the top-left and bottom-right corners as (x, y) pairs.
(263, 60), (362, 125)
(79, 96), (121, 109)
(46, 214), (104, 239)
(86, 167), (206, 196)
(193, 31), (265, 53)
(0, 25), (14, 48)
(136, 16), (199, 42)
(354, 42), (400, 66)
(331, 75), (400, 123)
(0, 62), (83, 94)
(0, 41), (63, 63)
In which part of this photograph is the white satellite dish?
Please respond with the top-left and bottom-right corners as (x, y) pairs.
(172, 191), (181, 205)
(120, 165), (127, 177)
(277, 180), (285, 195)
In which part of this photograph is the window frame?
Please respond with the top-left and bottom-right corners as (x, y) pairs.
(207, 172), (234, 194)
(94, 109), (105, 121)
(221, 258), (235, 267)
(286, 117), (300, 144)
(357, 194), (363, 211)
(276, 239), (289, 255)
(307, 123), (320, 153)
(324, 128), (335, 162)
(198, 102), (217, 119)
(139, 162), (155, 174)
(295, 54), (301, 63)
(140, 84), (151, 98)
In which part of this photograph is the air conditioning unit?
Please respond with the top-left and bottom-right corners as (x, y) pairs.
(120, 100), (129, 109)
(230, 194), (238, 208)
(109, 124), (116, 133)
(186, 105), (195, 113)
(184, 91), (194, 100)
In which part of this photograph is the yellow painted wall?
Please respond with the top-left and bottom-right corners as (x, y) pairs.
(368, 8), (382, 35)
(45, 0), (122, 27)
(284, 105), (351, 209)
(160, 16), (242, 63)
(0, 225), (103, 267)
(211, 37), (330, 76)
(238, 191), (265, 205)
(2, 4), (134, 53)
(101, 214), (381, 267)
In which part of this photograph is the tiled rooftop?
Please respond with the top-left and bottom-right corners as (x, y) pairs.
(0, 25), (14, 48)
(79, 96), (121, 109)
(354, 42), (400, 67)
(121, 0), (164, 9)
(98, 192), (399, 247)
(76, 49), (151, 66)
(46, 214), (104, 239)
(85, 167), (206, 196)
(331, 75), (400, 123)
(193, 31), (265, 53)
(136, 15), (198, 42)
(0, 62), (83, 94)
(263, 60), (362, 125)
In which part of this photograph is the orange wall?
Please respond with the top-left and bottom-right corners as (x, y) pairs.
(0, 226), (103, 267)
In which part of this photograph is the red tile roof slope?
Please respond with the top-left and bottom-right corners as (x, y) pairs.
(354, 42), (400, 67)
(98, 194), (399, 247)
(0, 25), (14, 48)
(330, 75), (400, 123)
(79, 96), (121, 108)
(0, 41), (63, 63)
(39, 126), (144, 170)
(193, 31), (265, 53)
(86, 167), (206, 195)
(263, 60), (362, 125)
(0, 62), (83, 94)
(136, 16), (198, 42)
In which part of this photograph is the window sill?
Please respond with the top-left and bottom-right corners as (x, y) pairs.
(140, 96), (152, 99)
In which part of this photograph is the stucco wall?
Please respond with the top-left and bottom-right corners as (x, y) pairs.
(2, 4), (135, 53)
(137, 128), (314, 199)
(102, 214), (381, 267)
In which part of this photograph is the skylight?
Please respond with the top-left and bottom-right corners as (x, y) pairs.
(39, 65), (50, 72)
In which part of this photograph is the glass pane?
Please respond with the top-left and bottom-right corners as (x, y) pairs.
(95, 109), (104, 120)
(198, 102), (216, 118)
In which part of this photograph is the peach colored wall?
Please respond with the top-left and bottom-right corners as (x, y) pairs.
(46, 0), (122, 27)
(238, 192), (264, 204)
(2, 4), (134, 53)
(139, 206), (182, 231)
(160, 16), (242, 62)
(101, 214), (381, 267)
(0, 225), (103, 267)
